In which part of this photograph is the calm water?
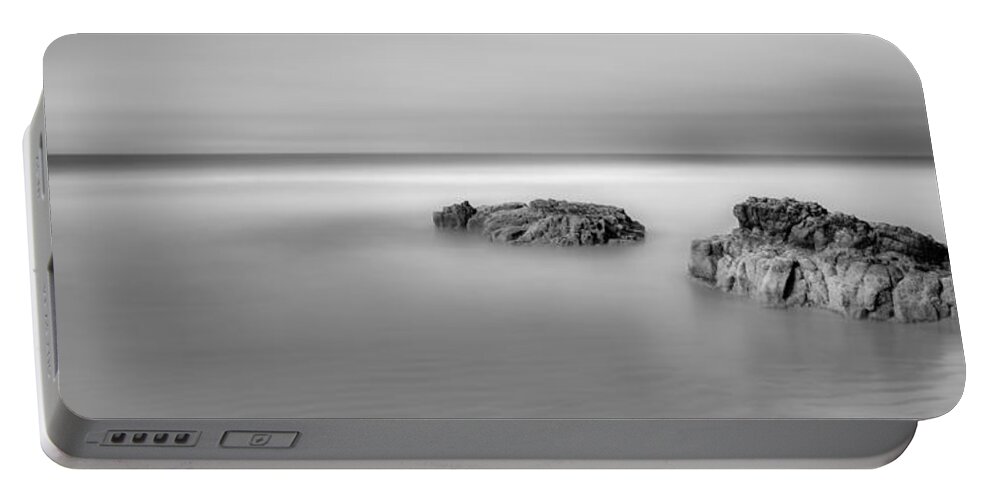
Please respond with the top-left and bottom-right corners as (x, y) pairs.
(49, 155), (965, 419)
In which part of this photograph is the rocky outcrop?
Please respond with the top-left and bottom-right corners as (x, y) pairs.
(689, 197), (955, 323)
(433, 199), (645, 246)
(432, 201), (477, 230)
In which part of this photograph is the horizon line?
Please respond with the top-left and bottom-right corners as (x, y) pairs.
(48, 152), (935, 160)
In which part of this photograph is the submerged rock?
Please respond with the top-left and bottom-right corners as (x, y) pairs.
(433, 199), (645, 246)
(689, 197), (955, 323)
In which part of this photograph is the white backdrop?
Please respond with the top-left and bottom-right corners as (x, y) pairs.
(0, 1), (988, 497)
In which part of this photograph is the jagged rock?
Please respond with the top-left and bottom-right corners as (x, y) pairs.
(689, 197), (955, 323)
(433, 199), (645, 246)
(432, 201), (477, 230)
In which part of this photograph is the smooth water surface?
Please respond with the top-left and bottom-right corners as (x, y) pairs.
(49, 155), (965, 419)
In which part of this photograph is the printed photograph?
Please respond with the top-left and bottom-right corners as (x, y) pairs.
(44, 35), (964, 419)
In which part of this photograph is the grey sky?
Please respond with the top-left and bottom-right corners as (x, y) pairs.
(44, 34), (932, 156)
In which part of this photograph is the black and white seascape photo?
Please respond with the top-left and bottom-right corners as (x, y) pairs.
(44, 35), (964, 420)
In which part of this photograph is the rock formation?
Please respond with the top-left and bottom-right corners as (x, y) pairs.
(689, 197), (955, 323)
(433, 199), (645, 246)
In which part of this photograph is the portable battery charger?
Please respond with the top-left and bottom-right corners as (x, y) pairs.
(26, 34), (963, 468)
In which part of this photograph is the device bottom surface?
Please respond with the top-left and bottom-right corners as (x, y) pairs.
(43, 409), (916, 468)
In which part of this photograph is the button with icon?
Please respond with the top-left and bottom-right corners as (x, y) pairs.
(220, 431), (298, 448)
